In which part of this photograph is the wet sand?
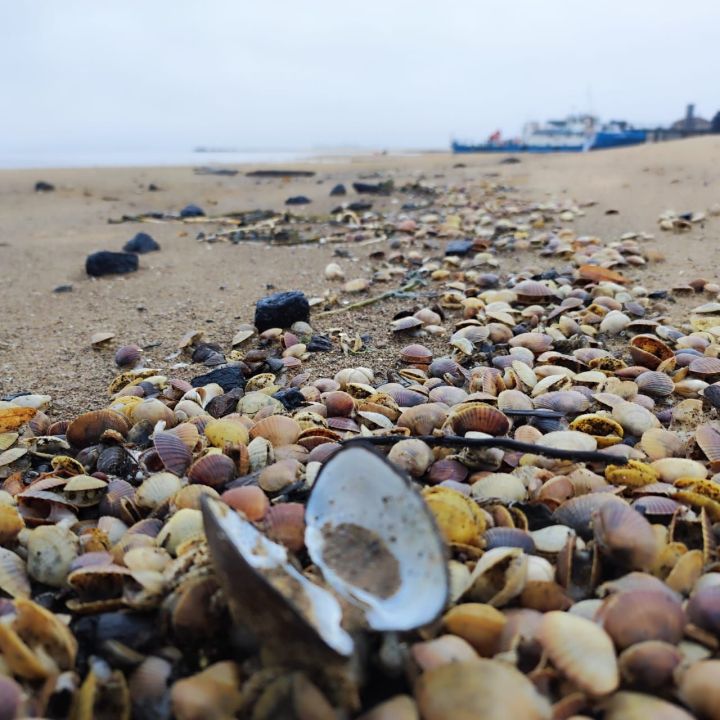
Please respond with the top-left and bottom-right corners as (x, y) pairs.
(1, 137), (719, 415)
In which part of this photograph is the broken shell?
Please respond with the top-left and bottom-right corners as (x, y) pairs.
(66, 410), (131, 448)
(464, 547), (528, 607)
(305, 445), (449, 630)
(263, 503), (306, 553)
(63, 474), (108, 507)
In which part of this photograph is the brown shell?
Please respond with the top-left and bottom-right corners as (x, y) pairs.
(628, 335), (673, 370)
(514, 279), (556, 304)
(593, 502), (659, 570)
(187, 453), (236, 489)
(249, 415), (302, 447)
(399, 343), (433, 364)
(66, 410), (131, 449)
(447, 404), (510, 436)
(153, 431), (193, 476)
(689, 356), (720, 377)
(695, 424), (720, 472)
(262, 503), (306, 553)
(618, 641), (683, 690)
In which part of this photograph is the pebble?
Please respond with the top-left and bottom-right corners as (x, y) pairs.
(34, 181), (55, 192)
(254, 291), (310, 332)
(179, 204), (205, 218)
(123, 232), (160, 254)
(285, 196), (311, 205)
(330, 183), (347, 196)
(52, 284), (73, 293)
(445, 239), (475, 256)
(85, 251), (139, 277)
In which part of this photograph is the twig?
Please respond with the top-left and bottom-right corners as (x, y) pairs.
(341, 435), (626, 465)
(316, 278), (425, 318)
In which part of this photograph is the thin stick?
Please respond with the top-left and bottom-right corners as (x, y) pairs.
(340, 435), (626, 465)
(316, 278), (424, 318)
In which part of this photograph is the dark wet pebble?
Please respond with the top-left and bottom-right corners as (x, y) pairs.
(179, 203), (205, 218)
(191, 365), (245, 392)
(329, 183), (347, 196)
(445, 239), (475, 256)
(499, 157), (521, 164)
(352, 180), (393, 195)
(307, 335), (333, 352)
(703, 384), (720, 410)
(53, 284), (74, 293)
(648, 290), (669, 299)
(147, 183), (160, 191)
(477, 273), (500, 288)
(272, 387), (305, 411)
(191, 343), (224, 364)
(254, 291), (310, 332)
(123, 232), (160, 254)
(348, 201), (373, 212)
(85, 251), (139, 277)
(285, 196), (311, 205)
(34, 181), (54, 192)
(206, 387), (244, 418)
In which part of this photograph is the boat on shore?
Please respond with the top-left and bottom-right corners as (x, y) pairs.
(452, 115), (646, 153)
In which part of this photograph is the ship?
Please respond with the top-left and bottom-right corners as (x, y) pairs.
(451, 115), (647, 153)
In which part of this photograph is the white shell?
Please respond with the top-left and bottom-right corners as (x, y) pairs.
(305, 445), (448, 631)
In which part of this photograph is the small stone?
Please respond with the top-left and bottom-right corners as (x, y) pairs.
(179, 204), (205, 218)
(254, 291), (310, 332)
(445, 239), (475, 256)
(330, 184), (347, 196)
(123, 232), (160, 254)
(85, 251), (139, 277)
(285, 196), (311, 205)
(307, 335), (333, 352)
(34, 181), (55, 192)
(52, 284), (73, 293)
(500, 156), (521, 164)
(147, 183), (160, 191)
(348, 201), (373, 212)
(190, 366), (245, 392)
(272, 388), (305, 411)
(353, 180), (393, 195)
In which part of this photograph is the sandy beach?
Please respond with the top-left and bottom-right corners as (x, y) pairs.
(2, 137), (719, 413)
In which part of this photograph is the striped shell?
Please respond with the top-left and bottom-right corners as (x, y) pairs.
(636, 371), (675, 397)
(447, 404), (510, 436)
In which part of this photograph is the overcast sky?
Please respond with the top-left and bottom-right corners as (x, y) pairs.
(1, 1), (718, 155)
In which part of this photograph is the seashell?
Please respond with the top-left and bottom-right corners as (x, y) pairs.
(204, 418), (249, 449)
(464, 547), (528, 607)
(677, 660), (720, 720)
(27, 524), (79, 587)
(323, 390), (355, 417)
(170, 661), (244, 720)
(221, 486), (270, 521)
(427, 458), (468, 485)
(422, 486), (486, 546)
(0, 504), (25, 544)
(447, 404), (510, 436)
(653, 457), (708, 482)
(263, 503), (306, 553)
(537, 430), (597, 452)
(387, 439), (434, 478)
(538, 610), (618, 695)
(157, 508), (204, 556)
(696, 423), (720, 472)
(135, 472), (182, 510)
(686, 586), (720, 635)
(605, 459), (659, 487)
(612, 400), (660, 435)
(531, 524), (576, 555)
(442, 603), (506, 656)
(415, 659), (552, 720)
(640, 428), (685, 461)
(172, 484), (219, 511)
(636, 371), (675, 397)
(187, 452), (236, 489)
(66, 410), (131, 448)
(470, 473), (527, 503)
(0, 546), (31, 597)
(568, 414), (624, 447)
(250, 415), (302, 447)
(399, 343), (432, 364)
(534, 390), (590, 414)
(665, 549), (704, 594)
(514, 279), (556, 304)
(132, 398), (177, 427)
(632, 495), (682, 516)
(412, 634), (478, 671)
(689, 355), (720, 378)
(154, 431), (192, 476)
(247, 435), (275, 471)
(305, 445), (448, 631)
(553, 493), (626, 538)
(63, 474), (108, 507)
(508, 332), (553, 354)
(604, 692), (694, 720)
(397, 403), (449, 435)
(0, 676), (25, 718)
(597, 590), (685, 649)
(629, 334), (674, 369)
(593, 502), (658, 570)
(497, 389), (534, 412)
(258, 459), (302, 493)
(484, 527), (535, 553)
(618, 641), (683, 691)
(115, 344), (143, 369)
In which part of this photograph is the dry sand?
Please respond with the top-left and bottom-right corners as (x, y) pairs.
(1, 137), (719, 415)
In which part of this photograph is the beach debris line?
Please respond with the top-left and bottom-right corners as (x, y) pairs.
(5, 171), (720, 717)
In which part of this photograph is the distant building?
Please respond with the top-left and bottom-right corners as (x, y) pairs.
(671, 104), (711, 131)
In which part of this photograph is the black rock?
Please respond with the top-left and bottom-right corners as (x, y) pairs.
(499, 157), (521, 164)
(329, 183), (347, 196)
(348, 201), (373, 212)
(35, 181), (55, 192)
(147, 183), (160, 191)
(272, 387), (305, 411)
(538, 269), (560, 281)
(648, 290), (669, 300)
(285, 195), (311, 205)
(206, 387), (244, 418)
(246, 170), (315, 178)
(1, 391), (32, 401)
(179, 203), (205, 218)
(86, 251), (139, 277)
(254, 291), (310, 332)
(53, 284), (73, 293)
(307, 335), (333, 352)
(445, 239), (475, 256)
(123, 232), (160, 254)
(190, 366), (245, 392)
(352, 180), (393, 195)
(191, 343), (224, 364)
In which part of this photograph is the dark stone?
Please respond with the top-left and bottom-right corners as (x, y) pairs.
(193, 166), (239, 176)
(147, 183), (160, 191)
(179, 203), (205, 218)
(254, 291), (310, 332)
(190, 366), (245, 392)
(272, 387), (305, 411)
(246, 170), (315, 178)
(348, 201), (373, 212)
(285, 196), (311, 205)
(704, 384), (720, 410)
(445, 239), (475, 256)
(1, 391), (32, 401)
(53, 284), (73, 293)
(648, 290), (669, 300)
(206, 387), (243, 418)
(453, 163), (466, 168)
(123, 232), (160, 254)
(191, 343), (224, 364)
(330, 183), (347, 196)
(538, 269), (559, 280)
(35, 181), (55, 192)
(352, 180), (393, 195)
(307, 335), (333, 352)
(499, 157), (521, 164)
(85, 251), (139, 277)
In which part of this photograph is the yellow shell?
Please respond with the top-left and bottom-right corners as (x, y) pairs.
(204, 418), (249, 449)
(605, 460), (660, 488)
(443, 603), (507, 656)
(422, 487), (486, 547)
(569, 413), (624, 448)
